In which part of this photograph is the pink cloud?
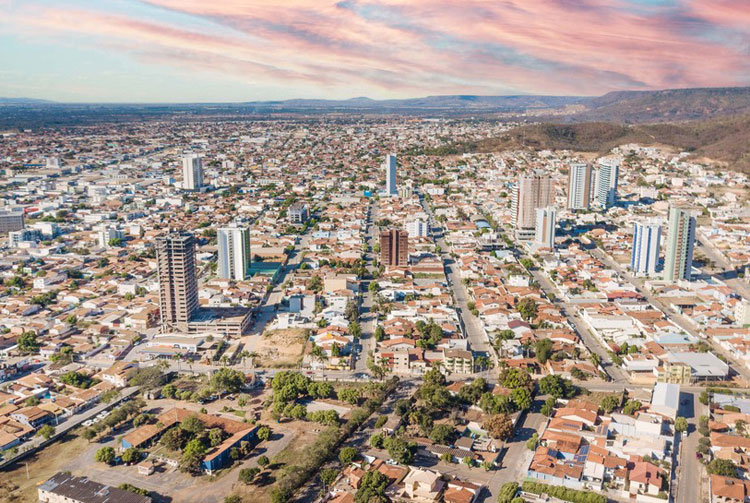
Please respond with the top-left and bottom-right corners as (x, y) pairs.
(5, 0), (748, 97)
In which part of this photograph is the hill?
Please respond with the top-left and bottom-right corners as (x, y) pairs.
(430, 114), (750, 172)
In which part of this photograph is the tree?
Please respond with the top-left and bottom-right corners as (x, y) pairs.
(429, 424), (457, 445)
(180, 439), (207, 474)
(320, 468), (339, 488)
(498, 482), (519, 503)
(338, 387), (361, 405)
(339, 446), (358, 464)
(160, 427), (186, 451)
(208, 428), (225, 447)
(224, 496), (241, 503)
(511, 387), (532, 411)
(707, 459), (738, 477)
(600, 395), (620, 414)
(121, 448), (141, 464)
(623, 400), (642, 416)
(82, 427), (97, 442)
(517, 298), (538, 322)
(675, 416), (688, 434)
(483, 414), (514, 440)
(526, 432), (540, 451)
(36, 424), (55, 440)
(535, 338), (554, 364)
(501, 368), (532, 390)
(17, 332), (40, 354)
(368, 281), (380, 294)
(95, 446), (116, 465)
(423, 367), (446, 387)
(257, 455), (270, 468)
(370, 433), (385, 449)
(385, 437), (416, 464)
(182, 415), (205, 435)
(374, 326), (386, 342)
(239, 467), (260, 484)
(210, 368), (246, 394)
(355, 470), (389, 503)
(538, 375), (577, 399)
(256, 425), (271, 441)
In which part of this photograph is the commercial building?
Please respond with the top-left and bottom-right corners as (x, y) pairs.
(511, 174), (553, 240)
(182, 153), (203, 191)
(567, 163), (592, 210)
(156, 231), (199, 332)
(217, 226), (252, 280)
(664, 206), (696, 282)
(631, 221), (661, 276)
(0, 210), (24, 234)
(534, 206), (556, 249)
(385, 154), (397, 196)
(594, 158), (619, 209)
(380, 229), (409, 267)
(39, 472), (151, 503)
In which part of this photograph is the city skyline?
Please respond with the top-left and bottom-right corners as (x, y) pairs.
(1, 0), (749, 102)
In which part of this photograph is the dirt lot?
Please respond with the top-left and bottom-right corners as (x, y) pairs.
(230, 420), (319, 503)
(256, 328), (308, 368)
(0, 432), (89, 502)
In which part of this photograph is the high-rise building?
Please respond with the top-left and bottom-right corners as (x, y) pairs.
(631, 220), (661, 276)
(568, 163), (592, 210)
(594, 158), (619, 209)
(217, 226), (252, 280)
(157, 231), (199, 332)
(405, 219), (428, 238)
(384, 154), (397, 196)
(664, 207), (696, 282)
(98, 226), (125, 248)
(534, 207), (556, 249)
(182, 153), (203, 191)
(0, 210), (25, 234)
(380, 229), (408, 267)
(511, 174), (553, 240)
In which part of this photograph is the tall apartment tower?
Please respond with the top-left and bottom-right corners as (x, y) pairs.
(182, 153), (204, 191)
(664, 207), (696, 282)
(380, 229), (409, 267)
(0, 210), (25, 234)
(511, 174), (553, 240)
(568, 163), (592, 210)
(157, 232), (199, 332)
(384, 154), (397, 196)
(594, 158), (619, 209)
(534, 207), (557, 249)
(631, 221), (662, 276)
(217, 226), (252, 280)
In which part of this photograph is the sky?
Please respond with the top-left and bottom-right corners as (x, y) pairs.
(1, 0), (749, 102)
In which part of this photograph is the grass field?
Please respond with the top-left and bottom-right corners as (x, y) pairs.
(0, 432), (89, 502)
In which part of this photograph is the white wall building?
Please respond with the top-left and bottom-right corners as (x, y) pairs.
(631, 220), (661, 276)
(217, 226), (252, 280)
(182, 153), (204, 191)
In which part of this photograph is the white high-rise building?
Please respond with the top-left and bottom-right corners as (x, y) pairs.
(594, 158), (619, 209)
(664, 206), (696, 282)
(384, 154), (397, 196)
(631, 221), (661, 276)
(534, 207), (556, 249)
(182, 153), (204, 191)
(217, 226), (252, 280)
(568, 163), (592, 210)
(98, 226), (125, 248)
(405, 219), (428, 238)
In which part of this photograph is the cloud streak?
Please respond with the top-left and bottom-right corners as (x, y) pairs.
(2, 0), (748, 100)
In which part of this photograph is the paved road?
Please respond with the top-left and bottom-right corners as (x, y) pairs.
(0, 386), (140, 469)
(418, 192), (498, 368)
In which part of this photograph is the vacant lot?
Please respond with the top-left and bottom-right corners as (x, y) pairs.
(0, 432), (89, 502)
(256, 328), (308, 368)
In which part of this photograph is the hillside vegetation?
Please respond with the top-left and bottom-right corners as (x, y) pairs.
(435, 115), (750, 172)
